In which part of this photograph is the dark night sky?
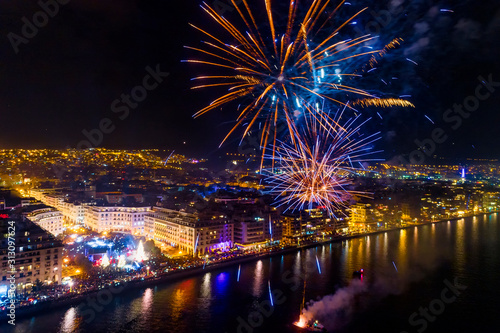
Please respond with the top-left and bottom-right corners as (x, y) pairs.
(0, 0), (499, 161)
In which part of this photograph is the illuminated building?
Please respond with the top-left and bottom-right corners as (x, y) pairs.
(84, 206), (151, 234)
(281, 213), (304, 240)
(42, 194), (64, 209)
(60, 201), (86, 225)
(349, 203), (374, 224)
(348, 203), (378, 231)
(482, 192), (500, 212)
(402, 203), (411, 221)
(22, 204), (64, 236)
(279, 210), (333, 242)
(0, 215), (63, 296)
(233, 217), (267, 249)
(145, 207), (234, 256)
(233, 216), (282, 249)
(31, 189), (89, 226)
(29, 189), (65, 211)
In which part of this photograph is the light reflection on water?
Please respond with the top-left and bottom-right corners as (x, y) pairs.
(60, 307), (77, 333)
(252, 260), (264, 297)
(201, 272), (211, 298)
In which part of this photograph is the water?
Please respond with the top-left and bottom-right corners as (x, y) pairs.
(3, 214), (500, 333)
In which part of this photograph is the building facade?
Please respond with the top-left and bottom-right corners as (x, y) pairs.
(281, 213), (304, 240)
(145, 207), (234, 256)
(59, 201), (86, 225)
(84, 206), (151, 234)
(22, 205), (64, 236)
(0, 216), (63, 297)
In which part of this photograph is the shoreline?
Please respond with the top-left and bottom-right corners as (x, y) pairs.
(2, 211), (497, 323)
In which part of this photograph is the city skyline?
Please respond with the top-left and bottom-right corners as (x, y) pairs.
(1, 1), (500, 332)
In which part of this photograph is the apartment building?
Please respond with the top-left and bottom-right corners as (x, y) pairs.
(22, 204), (64, 236)
(145, 207), (234, 256)
(84, 206), (151, 235)
(0, 215), (63, 296)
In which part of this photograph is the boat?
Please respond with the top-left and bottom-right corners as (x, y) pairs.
(293, 280), (328, 332)
(352, 268), (364, 280)
(294, 318), (327, 332)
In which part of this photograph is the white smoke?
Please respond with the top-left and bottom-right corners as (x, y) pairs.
(302, 279), (367, 330)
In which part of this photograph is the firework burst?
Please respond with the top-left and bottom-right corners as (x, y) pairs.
(264, 106), (380, 216)
(185, 0), (412, 152)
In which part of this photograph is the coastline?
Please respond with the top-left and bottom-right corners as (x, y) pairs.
(2, 211), (497, 323)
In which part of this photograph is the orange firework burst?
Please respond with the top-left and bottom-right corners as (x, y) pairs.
(185, 0), (391, 150)
(264, 107), (378, 216)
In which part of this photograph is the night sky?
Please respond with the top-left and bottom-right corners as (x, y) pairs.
(0, 0), (499, 162)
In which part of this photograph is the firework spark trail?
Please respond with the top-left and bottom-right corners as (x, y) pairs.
(352, 98), (415, 108)
(186, 0), (413, 154)
(360, 38), (405, 73)
(264, 106), (381, 216)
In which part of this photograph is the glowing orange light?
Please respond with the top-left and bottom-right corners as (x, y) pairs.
(294, 315), (308, 328)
